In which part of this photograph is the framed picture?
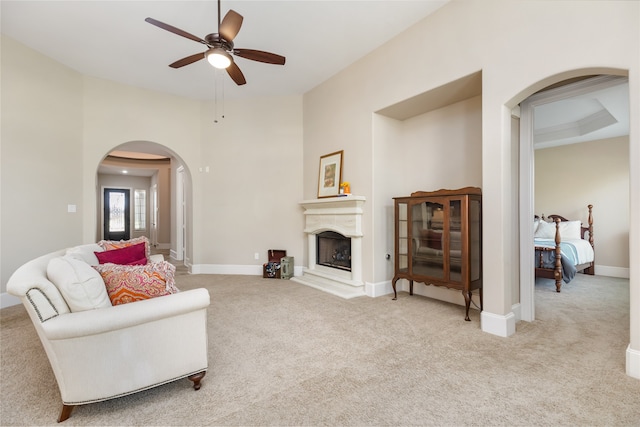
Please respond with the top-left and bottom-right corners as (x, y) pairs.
(317, 150), (343, 198)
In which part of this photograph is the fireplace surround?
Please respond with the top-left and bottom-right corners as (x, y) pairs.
(291, 195), (365, 299)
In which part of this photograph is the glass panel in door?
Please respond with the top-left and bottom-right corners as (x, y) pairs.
(412, 201), (444, 279)
(449, 199), (462, 282)
(470, 198), (481, 281)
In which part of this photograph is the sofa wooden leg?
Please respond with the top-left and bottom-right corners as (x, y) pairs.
(58, 404), (74, 423)
(188, 371), (206, 390)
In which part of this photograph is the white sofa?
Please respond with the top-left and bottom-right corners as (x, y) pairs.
(6, 243), (210, 422)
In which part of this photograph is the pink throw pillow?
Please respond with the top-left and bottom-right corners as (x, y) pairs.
(95, 242), (146, 265)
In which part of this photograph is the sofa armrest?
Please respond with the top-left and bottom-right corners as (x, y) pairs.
(41, 288), (210, 340)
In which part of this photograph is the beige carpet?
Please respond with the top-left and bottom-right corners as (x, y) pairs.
(1, 270), (639, 426)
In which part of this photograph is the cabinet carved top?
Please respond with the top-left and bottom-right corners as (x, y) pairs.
(394, 187), (481, 200)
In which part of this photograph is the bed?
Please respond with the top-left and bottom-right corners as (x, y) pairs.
(534, 205), (595, 292)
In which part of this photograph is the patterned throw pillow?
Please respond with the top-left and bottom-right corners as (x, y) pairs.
(97, 236), (151, 260)
(93, 261), (179, 306)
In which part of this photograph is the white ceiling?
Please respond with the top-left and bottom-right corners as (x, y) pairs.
(533, 78), (629, 149)
(1, 0), (449, 101)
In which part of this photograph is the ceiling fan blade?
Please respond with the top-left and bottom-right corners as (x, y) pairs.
(219, 10), (243, 42)
(233, 49), (286, 65)
(226, 61), (247, 86)
(169, 52), (206, 68)
(145, 17), (207, 45)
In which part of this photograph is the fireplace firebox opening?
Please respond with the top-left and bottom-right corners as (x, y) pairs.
(316, 231), (351, 271)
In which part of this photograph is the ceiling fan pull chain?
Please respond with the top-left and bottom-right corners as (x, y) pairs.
(221, 75), (225, 120)
(214, 70), (219, 123)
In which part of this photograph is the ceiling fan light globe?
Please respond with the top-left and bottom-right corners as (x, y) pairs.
(206, 48), (232, 69)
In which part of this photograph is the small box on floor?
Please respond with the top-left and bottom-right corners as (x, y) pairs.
(263, 249), (286, 278)
(280, 256), (294, 279)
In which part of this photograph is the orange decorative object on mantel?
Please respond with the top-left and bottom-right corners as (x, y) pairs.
(340, 182), (350, 194)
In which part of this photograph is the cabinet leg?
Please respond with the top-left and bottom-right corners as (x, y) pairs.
(409, 280), (414, 296)
(392, 277), (398, 300)
(463, 290), (471, 321)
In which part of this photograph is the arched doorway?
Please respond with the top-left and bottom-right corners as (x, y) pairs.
(517, 73), (630, 321)
(96, 141), (194, 267)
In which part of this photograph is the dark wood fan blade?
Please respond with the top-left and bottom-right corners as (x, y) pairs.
(233, 49), (286, 65)
(219, 10), (243, 42)
(169, 52), (206, 68)
(145, 17), (207, 45)
(226, 61), (246, 85)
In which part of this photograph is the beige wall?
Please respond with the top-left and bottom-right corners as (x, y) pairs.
(535, 136), (629, 271)
(196, 96), (304, 268)
(1, 35), (83, 289)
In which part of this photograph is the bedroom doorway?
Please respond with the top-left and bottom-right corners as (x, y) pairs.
(519, 74), (630, 322)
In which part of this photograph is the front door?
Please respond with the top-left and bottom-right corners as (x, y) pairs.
(104, 188), (130, 241)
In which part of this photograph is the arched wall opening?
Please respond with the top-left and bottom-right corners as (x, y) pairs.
(508, 68), (637, 379)
(95, 140), (194, 267)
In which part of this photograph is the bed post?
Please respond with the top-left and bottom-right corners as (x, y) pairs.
(585, 204), (595, 275)
(554, 217), (562, 292)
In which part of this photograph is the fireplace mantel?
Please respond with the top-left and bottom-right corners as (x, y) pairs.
(292, 195), (366, 299)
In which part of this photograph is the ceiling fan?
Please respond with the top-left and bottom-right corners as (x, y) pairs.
(145, 0), (285, 86)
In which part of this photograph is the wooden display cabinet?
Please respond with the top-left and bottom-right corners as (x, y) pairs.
(392, 187), (482, 321)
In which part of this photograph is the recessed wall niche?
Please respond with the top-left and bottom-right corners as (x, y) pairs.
(372, 71), (483, 307)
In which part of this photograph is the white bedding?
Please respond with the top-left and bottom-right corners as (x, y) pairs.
(534, 238), (594, 266)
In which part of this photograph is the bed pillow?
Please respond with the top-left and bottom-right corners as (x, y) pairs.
(47, 256), (112, 312)
(534, 220), (557, 239)
(94, 242), (147, 265)
(558, 220), (582, 240)
(93, 261), (179, 306)
(97, 236), (151, 260)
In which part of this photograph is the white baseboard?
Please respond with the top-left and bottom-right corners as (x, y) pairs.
(595, 264), (629, 279)
(626, 344), (640, 379)
(511, 303), (522, 322)
(1, 292), (21, 309)
(365, 280), (394, 298)
(481, 310), (516, 337)
(189, 264), (304, 277)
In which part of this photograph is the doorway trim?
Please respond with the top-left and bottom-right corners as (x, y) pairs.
(175, 166), (186, 262)
(519, 74), (628, 322)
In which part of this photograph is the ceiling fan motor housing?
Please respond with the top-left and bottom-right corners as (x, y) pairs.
(204, 33), (234, 51)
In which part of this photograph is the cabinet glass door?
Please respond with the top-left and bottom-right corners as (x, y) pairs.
(449, 199), (462, 282)
(470, 197), (481, 281)
(412, 201), (444, 279)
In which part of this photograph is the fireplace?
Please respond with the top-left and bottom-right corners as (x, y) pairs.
(291, 196), (365, 299)
(317, 231), (351, 271)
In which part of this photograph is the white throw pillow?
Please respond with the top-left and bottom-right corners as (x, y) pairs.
(558, 220), (582, 240)
(534, 220), (557, 239)
(47, 256), (111, 312)
(65, 243), (104, 266)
